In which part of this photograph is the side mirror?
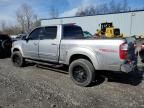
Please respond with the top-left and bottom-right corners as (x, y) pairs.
(25, 37), (31, 41)
(25, 38), (28, 41)
(22, 36), (27, 40)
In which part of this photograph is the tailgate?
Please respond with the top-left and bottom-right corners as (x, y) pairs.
(125, 37), (137, 63)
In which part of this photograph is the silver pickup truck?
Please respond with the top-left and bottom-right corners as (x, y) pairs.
(11, 24), (137, 86)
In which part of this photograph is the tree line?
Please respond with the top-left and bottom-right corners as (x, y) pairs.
(0, 4), (41, 35)
(75, 0), (131, 16)
(0, 3), (59, 35)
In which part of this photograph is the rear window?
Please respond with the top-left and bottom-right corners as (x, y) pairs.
(63, 25), (84, 39)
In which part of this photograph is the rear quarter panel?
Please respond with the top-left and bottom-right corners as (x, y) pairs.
(60, 39), (125, 71)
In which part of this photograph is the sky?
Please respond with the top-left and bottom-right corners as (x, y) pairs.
(0, 0), (144, 25)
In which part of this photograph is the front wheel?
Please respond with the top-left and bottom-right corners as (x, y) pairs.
(69, 59), (96, 87)
(11, 51), (25, 67)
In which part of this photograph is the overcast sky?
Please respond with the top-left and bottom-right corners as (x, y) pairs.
(0, 0), (144, 24)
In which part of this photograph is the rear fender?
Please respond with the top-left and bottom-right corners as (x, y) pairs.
(66, 47), (100, 70)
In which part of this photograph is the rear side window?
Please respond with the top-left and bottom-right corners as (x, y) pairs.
(63, 25), (84, 39)
(41, 26), (57, 39)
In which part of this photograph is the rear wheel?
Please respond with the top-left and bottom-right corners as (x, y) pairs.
(11, 51), (25, 67)
(69, 59), (96, 87)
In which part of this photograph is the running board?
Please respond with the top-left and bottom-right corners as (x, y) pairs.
(25, 59), (68, 74)
(25, 59), (63, 68)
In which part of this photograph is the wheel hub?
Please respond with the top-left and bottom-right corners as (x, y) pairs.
(73, 66), (87, 83)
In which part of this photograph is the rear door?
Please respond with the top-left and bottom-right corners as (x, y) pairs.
(39, 26), (59, 62)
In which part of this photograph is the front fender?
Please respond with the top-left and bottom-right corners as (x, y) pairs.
(12, 46), (24, 57)
(66, 47), (100, 70)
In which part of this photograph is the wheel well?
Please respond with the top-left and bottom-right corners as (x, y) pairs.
(69, 54), (92, 64)
(13, 48), (20, 52)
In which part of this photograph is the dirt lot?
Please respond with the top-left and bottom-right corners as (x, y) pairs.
(0, 57), (143, 108)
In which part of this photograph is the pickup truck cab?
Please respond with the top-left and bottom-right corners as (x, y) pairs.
(11, 24), (137, 86)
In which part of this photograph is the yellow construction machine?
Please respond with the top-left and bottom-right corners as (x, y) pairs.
(96, 22), (123, 38)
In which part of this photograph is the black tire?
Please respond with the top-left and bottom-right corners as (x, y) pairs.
(1, 39), (12, 49)
(69, 59), (96, 87)
(11, 51), (25, 67)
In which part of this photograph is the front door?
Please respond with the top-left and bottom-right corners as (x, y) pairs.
(22, 28), (41, 59)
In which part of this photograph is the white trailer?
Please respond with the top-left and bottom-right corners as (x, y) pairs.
(41, 10), (144, 36)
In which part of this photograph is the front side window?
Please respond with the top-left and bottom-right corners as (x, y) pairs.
(28, 28), (41, 40)
(63, 25), (84, 39)
(40, 26), (57, 39)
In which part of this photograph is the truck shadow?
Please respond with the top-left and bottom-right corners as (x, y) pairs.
(92, 68), (144, 86)
(36, 64), (144, 87)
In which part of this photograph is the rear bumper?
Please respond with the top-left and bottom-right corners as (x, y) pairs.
(120, 62), (137, 73)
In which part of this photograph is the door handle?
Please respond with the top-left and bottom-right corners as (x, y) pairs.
(34, 43), (38, 45)
(51, 43), (57, 45)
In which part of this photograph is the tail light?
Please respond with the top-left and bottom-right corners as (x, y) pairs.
(120, 43), (128, 60)
(141, 43), (144, 50)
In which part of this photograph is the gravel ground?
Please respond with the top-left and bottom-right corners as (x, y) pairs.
(0, 39), (144, 108)
(0, 58), (143, 108)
